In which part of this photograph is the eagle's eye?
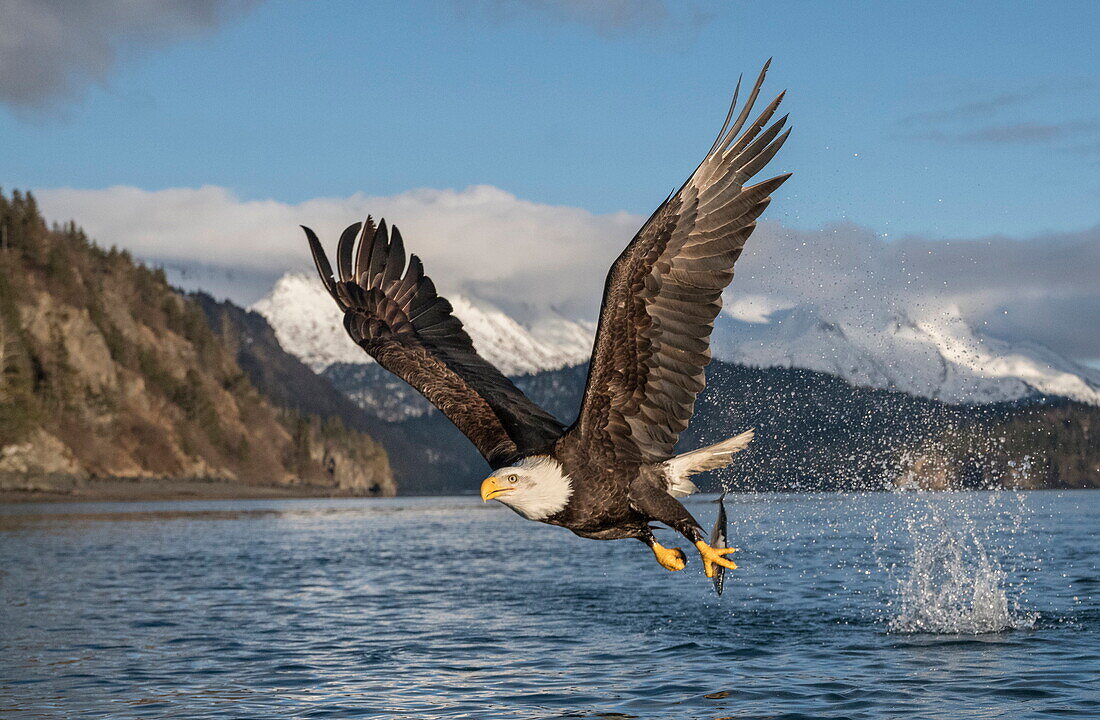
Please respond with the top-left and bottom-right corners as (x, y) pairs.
(507, 474), (519, 484)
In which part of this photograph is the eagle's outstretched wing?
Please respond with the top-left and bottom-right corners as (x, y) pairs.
(567, 61), (791, 463)
(304, 219), (564, 468)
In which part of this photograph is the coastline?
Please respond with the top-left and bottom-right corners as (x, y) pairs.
(0, 476), (390, 504)
(3, 481), (1091, 505)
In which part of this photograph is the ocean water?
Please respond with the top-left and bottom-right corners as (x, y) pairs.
(0, 491), (1096, 719)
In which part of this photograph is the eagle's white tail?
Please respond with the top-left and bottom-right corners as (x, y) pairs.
(663, 429), (754, 497)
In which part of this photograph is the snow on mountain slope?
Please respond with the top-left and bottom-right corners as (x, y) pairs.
(253, 272), (1100, 407)
(251, 272), (594, 376)
(445, 295), (595, 374)
(711, 304), (1100, 405)
(250, 274), (362, 371)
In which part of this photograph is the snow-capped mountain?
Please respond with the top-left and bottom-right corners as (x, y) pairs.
(251, 273), (594, 376)
(252, 271), (1100, 407)
(711, 304), (1100, 405)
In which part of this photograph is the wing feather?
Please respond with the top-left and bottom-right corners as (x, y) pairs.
(336, 221), (359, 283)
(304, 226), (343, 308)
(305, 221), (564, 468)
(566, 63), (791, 463)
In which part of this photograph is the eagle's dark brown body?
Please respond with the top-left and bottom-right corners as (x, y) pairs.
(304, 62), (790, 577)
(546, 443), (700, 544)
(546, 446), (650, 540)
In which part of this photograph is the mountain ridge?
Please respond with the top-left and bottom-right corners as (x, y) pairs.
(248, 275), (1097, 494)
(252, 273), (595, 376)
(321, 358), (1099, 495)
(256, 270), (1100, 407)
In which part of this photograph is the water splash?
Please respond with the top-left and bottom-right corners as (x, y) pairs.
(886, 497), (1038, 634)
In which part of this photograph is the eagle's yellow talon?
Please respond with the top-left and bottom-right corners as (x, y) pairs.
(651, 541), (687, 571)
(695, 540), (738, 578)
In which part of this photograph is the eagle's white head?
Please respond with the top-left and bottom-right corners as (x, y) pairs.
(480, 455), (573, 520)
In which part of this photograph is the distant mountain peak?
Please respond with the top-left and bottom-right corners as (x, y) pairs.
(251, 273), (363, 372)
(251, 272), (594, 376)
(253, 271), (1100, 407)
(713, 302), (1100, 405)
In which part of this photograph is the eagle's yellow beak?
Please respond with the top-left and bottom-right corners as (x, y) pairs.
(480, 476), (514, 502)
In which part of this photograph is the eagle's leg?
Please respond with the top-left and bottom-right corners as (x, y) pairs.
(631, 479), (738, 578)
(694, 540), (738, 578)
(639, 533), (686, 571)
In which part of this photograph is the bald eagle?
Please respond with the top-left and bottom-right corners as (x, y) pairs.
(304, 63), (789, 580)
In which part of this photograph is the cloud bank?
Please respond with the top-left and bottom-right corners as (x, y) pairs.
(36, 184), (640, 315)
(723, 221), (1100, 364)
(0, 0), (258, 111)
(34, 183), (1100, 366)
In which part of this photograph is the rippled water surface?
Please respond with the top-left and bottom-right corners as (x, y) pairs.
(1, 491), (1097, 719)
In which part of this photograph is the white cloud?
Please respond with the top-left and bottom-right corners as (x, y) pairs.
(36, 183), (641, 318)
(724, 294), (795, 324)
(0, 0), (259, 111)
(34, 183), (1100, 367)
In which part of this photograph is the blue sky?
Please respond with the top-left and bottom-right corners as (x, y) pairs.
(3, 0), (1100, 239)
(2, 1), (1098, 368)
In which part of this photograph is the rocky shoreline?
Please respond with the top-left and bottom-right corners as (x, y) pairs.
(0, 473), (393, 503)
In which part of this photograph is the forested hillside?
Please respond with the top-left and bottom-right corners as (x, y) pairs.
(0, 190), (394, 499)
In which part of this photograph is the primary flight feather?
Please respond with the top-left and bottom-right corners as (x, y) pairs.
(304, 62), (790, 581)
